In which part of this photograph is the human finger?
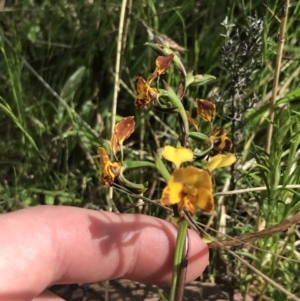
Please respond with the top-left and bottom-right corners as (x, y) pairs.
(0, 206), (208, 300)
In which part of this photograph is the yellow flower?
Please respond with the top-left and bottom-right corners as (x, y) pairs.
(135, 76), (158, 108)
(161, 166), (214, 214)
(97, 147), (122, 186)
(160, 150), (236, 214)
(162, 145), (194, 168)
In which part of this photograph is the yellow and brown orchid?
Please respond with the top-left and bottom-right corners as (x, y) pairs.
(209, 128), (233, 157)
(160, 146), (236, 215)
(98, 116), (135, 186)
(161, 165), (214, 214)
(135, 76), (158, 109)
(97, 147), (122, 187)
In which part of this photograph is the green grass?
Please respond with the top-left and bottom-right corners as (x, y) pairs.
(0, 0), (300, 300)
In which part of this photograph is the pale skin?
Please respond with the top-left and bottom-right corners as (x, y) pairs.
(0, 205), (209, 301)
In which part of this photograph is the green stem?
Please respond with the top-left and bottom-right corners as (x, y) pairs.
(170, 219), (189, 301)
(162, 80), (189, 146)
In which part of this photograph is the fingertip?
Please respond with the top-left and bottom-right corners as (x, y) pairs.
(33, 290), (64, 301)
(121, 215), (209, 285)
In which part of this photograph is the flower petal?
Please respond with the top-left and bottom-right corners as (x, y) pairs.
(110, 135), (118, 156)
(206, 153), (236, 173)
(162, 145), (194, 168)
(148, 53), (175, 83)
(161, 179), (183, 205)
(111, 116), (135, 155)
(171, 166), (212, 188)
(195, 188), (214, 213)
(179, 195), (197, 215)
(156, 53), (175, 74)
(196, 99), (216, 122)
(97, 147), (122, 186)
(186, 110), (199, 131)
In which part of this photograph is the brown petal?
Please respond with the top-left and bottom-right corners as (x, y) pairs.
(196, 99), (216, 122)
(111, 116), (135, 155)
(148, 54), (174, 83)
(186, 110), (199, 131)
(156, 53), (174, 74)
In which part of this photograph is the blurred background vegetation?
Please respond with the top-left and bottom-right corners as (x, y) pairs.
(0, 0), (300, 300)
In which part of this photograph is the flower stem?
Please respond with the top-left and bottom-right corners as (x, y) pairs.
(170, 219), (189, 301)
